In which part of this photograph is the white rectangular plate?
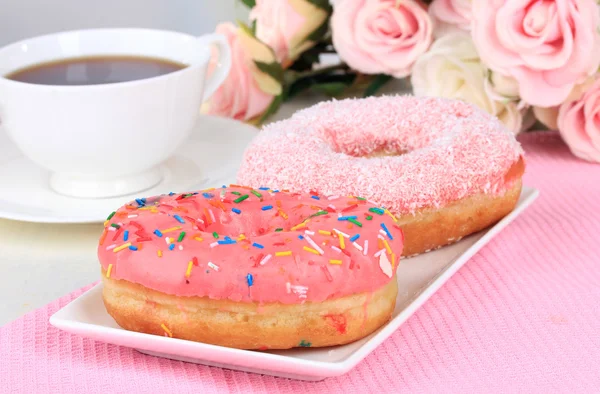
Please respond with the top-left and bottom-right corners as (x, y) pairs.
(50, 187), (539, 381)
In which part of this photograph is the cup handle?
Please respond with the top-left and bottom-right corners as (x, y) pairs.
(197, 33), (231, 101)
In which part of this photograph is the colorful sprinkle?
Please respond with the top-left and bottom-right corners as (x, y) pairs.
(233, 194), (249, 203)
(153, 229), (163, 237)
(349, 218), (363, 227)
(259, 187), (270, 190)
(339, 234), (345, 250)
(261, 205), (273, 211)
(177, 231), (186, 242)
(106, 211), (116, 220)
(382, 238), (393, 255)
(173, 214), (185, 224)
(212, 232), (219, 239)
(157, 250), (163, 257)
(113, 242), (131, 253)
(185, 261), (193, 278)
(321, 265), (333, 282)
(298, 235), (304, 240)
(259, 254), (272, 265)
(290, 222), (306, 231)
(381, 223), (394, 240)
(364, 240), (369, 256)
(110, 223), (120, 229)
(232, 208), (241, 214)
(135, 198), (145, 206)
(251, 190), (263, 198)
(311, 210), (328, 218)
(369, 207), (385, 215)
(366, 215), (373, 220)
(106, 264), (113, 278)
(246, 273), (254, 286)
(276, 251), (292, 257)
(303, 246), (320, 255)
(208, 262), (219, 271)
(275, 228), (283, 232)
(338, 215), (357, 221)
(310, 195), (320, 200)
(333, 229), (350, 238)
(305, 235), (324, 255)
(161, 323), (173, 338)
(299, 340), (312, 347)
(169, 243), (176, 251)
(123, 230), (129, 241)
(128, 245), (138, 251)
(194, 237), (203, 242)
(329, 259), (343, 265)
(202, 192), (213, 198)
(353, 242), (363, 251)
(161, 226), (181, 234)
(99, 229), (108, 246)
(350, 234), (360, 242)
(210, 241), (219, 248)
(252, 242), (264, 249)
(319, 230), (332, 236)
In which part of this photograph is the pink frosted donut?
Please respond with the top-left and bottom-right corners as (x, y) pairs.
(237, 96), (525, 256)
(99, 186), (403, 349)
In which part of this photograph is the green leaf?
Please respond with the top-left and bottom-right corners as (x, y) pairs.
(239, 0), (256, 8)
(254, 61), (284, 84)
(311, 82), (350, 97)
(363, 74), (393, 97)
(284, 77), (315, 100)
(305, 0), (332, 11)
(306, 19), (330, 43)
(237, 20), (254, 37)
(258, 94), (284, 124)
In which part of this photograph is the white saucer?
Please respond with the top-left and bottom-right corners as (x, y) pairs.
(0, 116), (258, 223)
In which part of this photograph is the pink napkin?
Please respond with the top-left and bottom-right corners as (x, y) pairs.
(1, 132), (599, 393)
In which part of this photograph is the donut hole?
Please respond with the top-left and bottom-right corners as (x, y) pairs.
(319, 126), (413, 158)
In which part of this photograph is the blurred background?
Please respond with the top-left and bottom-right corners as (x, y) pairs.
(0, 0), (248, 46)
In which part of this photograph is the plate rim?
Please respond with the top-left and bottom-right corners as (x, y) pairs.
(49, 187), (540, 379)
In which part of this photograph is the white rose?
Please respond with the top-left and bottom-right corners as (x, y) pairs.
(411, 33), (527, 134)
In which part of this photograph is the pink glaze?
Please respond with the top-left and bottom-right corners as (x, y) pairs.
(237, 96), (524, 215)
(98, 186), (403, 304)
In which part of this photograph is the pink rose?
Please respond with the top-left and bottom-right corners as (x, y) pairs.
(429, 0), (472, 37)
(206, 23), (280, 122)
(250, 0), (330, 67)
(471, 0), (600, 108)
(557, 78), (600, 162)
(332, 0), (433, 78)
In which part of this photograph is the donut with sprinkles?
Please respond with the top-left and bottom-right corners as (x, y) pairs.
(99, 185), (403, 349)
(237, 96), (525, 256)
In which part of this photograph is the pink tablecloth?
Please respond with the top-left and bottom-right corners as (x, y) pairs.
(1, 132), (599, 393)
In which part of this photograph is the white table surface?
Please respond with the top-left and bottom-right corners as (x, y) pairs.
(0, 82), (409, 326)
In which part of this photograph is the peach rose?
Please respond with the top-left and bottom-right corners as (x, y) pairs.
(557, 78), (600, 162)
(206, 23), (281, 122)
(411, 33), (527, 134)
(471, 0), (600, 108)
(332, 0), (433, 78)
(429, 0), (472, 37)
(250, 0), (330, 67)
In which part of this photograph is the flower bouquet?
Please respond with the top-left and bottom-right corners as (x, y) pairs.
(205, 0), (600, 162)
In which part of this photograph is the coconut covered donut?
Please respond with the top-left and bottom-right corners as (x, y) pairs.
(99, 186), (403, 349)
(237, 96), (525, 256)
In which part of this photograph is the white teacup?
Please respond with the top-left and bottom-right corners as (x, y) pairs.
(0, 28), (231, 198)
